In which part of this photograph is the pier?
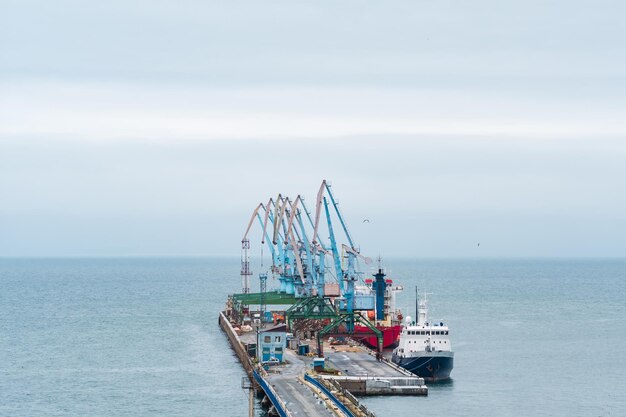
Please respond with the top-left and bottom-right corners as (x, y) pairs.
(219, 311), (427, 417)
(322, 346), (427, 395)
(220, 181), (431, 416)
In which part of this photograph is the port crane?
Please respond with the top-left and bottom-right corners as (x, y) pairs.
(233, 180), (383, 358)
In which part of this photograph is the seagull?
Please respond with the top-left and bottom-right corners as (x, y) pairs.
(477, 243), (480, 247)
(363, 219), (370, 223)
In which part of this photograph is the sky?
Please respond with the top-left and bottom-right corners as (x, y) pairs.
(1, 0), (625, 257)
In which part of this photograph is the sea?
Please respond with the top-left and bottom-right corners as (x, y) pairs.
(1, 257), (625, 417)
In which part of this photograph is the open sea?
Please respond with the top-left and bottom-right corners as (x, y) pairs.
(1, 257), (625, 416)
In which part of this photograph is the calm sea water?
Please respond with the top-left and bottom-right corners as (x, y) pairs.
(1, 258), (624, 416)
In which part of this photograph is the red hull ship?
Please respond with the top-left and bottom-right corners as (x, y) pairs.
(354, 323), (402, 348)
(354, 270), (404, 349)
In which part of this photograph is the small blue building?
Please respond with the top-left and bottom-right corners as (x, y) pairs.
(257, 324), (287, 363)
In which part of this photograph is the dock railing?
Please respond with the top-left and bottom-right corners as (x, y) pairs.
(325, 378), (377, 417)
(253, 369), (293, 417)
(305, 374), (356, 417)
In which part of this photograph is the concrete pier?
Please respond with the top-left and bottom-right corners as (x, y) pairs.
(264, 350), (338, 416)
(319, 345), (427, 395)
(219, 311), (428, 416)
(220, 312), (354, 416)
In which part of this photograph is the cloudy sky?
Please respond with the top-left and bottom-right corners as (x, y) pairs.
(1, 0), (625, 257)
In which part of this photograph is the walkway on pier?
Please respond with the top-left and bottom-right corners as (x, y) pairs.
(265, 350), (339, 416)
(326, 349), (408, 378)
(322, 345), (427, 396)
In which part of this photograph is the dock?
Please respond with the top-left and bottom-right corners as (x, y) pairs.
(219, 311), (427, 417)
(322, 345), (427, 395)
(220, 181), (435, 416)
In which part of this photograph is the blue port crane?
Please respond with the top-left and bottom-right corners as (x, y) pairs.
(236, 180), (383, 358)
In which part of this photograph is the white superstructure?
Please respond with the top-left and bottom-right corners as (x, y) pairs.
(394, 295), (452, 356)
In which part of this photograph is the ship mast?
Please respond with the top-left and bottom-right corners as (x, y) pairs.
(417, 291), (432, 326)
(415, 286), (418, 325)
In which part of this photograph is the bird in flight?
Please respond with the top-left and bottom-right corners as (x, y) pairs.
(363, 219), (370, 223)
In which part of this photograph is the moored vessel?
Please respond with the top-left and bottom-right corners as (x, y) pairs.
(391, 292), (454, 381)
(354, 267), (404, 348)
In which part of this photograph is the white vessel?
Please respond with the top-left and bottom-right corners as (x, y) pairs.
(391, 292), (454, 381)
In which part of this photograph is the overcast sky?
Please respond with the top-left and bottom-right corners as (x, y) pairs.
(1, 0), (625, 257)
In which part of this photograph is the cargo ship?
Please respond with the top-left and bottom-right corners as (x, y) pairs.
(354, 267), (404, 348)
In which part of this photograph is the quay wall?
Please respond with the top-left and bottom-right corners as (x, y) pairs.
(219, 312), (292, 416)
(218, 311), (253, 376)
(323, 378), (377, 417)
(317, 375), (427, 396)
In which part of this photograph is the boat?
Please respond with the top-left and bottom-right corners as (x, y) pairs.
(354, 267), (404, 349)
(391, 291), (454, 381)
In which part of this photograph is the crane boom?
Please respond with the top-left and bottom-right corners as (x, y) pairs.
(287, 228), (305, 284)
(325, 182), (356, 249)
(261, 198), (273, 244)
(273, 195), (287, 245)
(324, 196), (344, 293)
(300, 198), (324, 245)
(312, 180), (327, 245)
(242, 203), (263, 241)
(256, 210), (277, 265)
(285, 196), (302, 238)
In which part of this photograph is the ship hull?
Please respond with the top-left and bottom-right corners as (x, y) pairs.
(391, 351), (454, 381)
(354, 324), (402, 349)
